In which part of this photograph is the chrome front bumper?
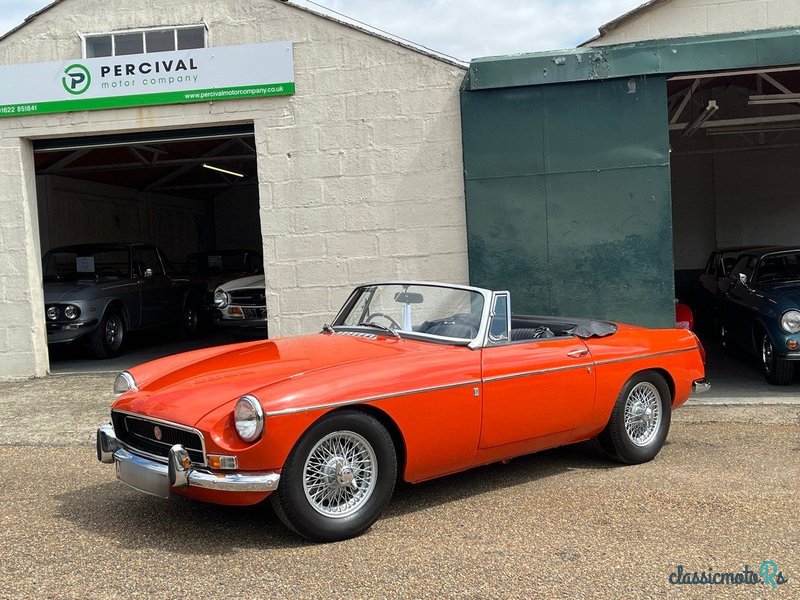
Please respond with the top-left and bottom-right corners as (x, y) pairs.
(692, 378), (711, 394)
(96, 423), (279, 499)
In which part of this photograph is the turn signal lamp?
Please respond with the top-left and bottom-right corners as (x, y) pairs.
(787, 339), (799, 351)
(208, 455), (238, 470)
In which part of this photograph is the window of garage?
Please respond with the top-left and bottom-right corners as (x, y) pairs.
(33, 124), (267, 373)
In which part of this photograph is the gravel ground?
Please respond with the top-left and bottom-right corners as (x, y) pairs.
(0, 374), (797, 599)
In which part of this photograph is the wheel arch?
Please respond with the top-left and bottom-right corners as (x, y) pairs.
(626, 367), (675, 406)
(303, 404), (408, 483)
(103, 298), (130, 329)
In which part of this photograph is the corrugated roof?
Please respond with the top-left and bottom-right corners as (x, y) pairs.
(0, 0), (467, 69)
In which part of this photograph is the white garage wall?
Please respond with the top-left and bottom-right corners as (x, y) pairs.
(589, 0), (800, 46)
(671, 146), (800, 270)
(0, 0), (467, 378)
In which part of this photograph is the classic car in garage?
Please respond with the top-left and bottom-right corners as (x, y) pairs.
(97, 282), (708, 541)
(43, 243), (205, 358)
(213, 274), (268, 338)
(719, 247), (800, 385)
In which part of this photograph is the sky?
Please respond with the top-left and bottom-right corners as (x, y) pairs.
(0, 0), (647, 60)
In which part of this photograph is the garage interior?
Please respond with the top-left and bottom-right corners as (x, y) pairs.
(669, 66), (800, 389)
(33, 124), (263, 372)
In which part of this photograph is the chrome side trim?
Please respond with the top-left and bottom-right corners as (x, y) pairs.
(265, 379), (482, 417)
(593, 347), (696, 366)
(482, 347), (698, 383)
(112, 409), (207, 466)
(483, 362), (593, 383)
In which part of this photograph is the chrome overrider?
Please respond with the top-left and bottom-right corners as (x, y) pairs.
(692, 378), (711, 394)
(96, 423), (280, 498)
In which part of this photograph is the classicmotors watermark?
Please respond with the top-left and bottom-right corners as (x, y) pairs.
(669, 561), (789, 589)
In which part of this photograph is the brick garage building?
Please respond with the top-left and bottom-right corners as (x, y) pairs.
(0, 0), (468, 379)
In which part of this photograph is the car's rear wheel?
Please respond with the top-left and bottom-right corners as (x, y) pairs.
(599, 371), (671, 465)
(761, 333), (793, 385)
(89, 310), (125, 359)
(271, 410), (397, 542)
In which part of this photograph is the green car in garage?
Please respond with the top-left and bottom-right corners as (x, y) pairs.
(720, 247), (800, 385)
(42, 243), (205, 358)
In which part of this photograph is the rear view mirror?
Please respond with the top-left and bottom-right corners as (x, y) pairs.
(394, 292), (423, 304)
(144, 268), (153, 279)
(738, 273), (748, 285)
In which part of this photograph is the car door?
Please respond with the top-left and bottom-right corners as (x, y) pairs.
(478, 293), (596, 449)
(134, 246), (175, 326)
(723, 254), (758, 348)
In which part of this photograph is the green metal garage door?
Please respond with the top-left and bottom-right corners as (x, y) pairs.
(461, 75), (674, 327)
(461, 27), (800, 328)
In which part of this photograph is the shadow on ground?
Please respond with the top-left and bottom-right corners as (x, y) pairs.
(55, 440), (619, 552)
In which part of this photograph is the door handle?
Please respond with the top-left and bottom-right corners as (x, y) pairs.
(566, 349), (589, 358)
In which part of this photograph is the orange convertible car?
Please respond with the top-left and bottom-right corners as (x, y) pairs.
(97, 282), (709, 541)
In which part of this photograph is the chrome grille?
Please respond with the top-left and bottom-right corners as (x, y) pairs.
(229, 288), (266, 307)
(111, 411), (205, 465)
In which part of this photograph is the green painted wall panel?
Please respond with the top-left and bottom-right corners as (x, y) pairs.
(541, 77), (668, 173)
(545, 167), (674, 326)
(461, 86), (545, 179)
(462, 75), (675, 327)
(465, 175), (551, 312)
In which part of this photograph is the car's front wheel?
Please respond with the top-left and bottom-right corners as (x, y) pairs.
(177, 299), (199, 339)
(761, 332), (794, 385)
(89, 310), (125, 359)
(271, 410), (397, 542)
(599, 371), (671, 465)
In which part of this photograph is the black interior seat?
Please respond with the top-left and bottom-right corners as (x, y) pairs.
(510, 326), (555, 341)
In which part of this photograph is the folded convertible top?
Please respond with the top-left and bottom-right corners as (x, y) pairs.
(511, 315), (618, 339)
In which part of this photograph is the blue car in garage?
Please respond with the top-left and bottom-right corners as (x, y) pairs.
(719, 246), (800, 385)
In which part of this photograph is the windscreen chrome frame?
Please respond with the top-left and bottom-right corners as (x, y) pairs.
(330, 281), (494, 350)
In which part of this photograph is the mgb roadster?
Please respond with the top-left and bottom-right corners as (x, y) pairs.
(97, 282), (709, 542)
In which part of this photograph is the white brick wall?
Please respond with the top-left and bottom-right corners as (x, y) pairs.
(591, 0), (800, 46)
(0, 0), (468, 378)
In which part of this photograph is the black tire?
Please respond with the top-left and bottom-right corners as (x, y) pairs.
(760, 332), (794, 385)
(271, 409), (397, 542)
(177, 299), (200, 339)
(599, 370), (672, 465)
(89, 309), (125, 359)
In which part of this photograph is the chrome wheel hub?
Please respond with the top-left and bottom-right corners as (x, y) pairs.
(303, 431), (377, 518)
(623, 382), (662, 447)
(105, 318), (121, 346)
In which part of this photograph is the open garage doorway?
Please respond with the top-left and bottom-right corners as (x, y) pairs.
(33, 124), (267, 373)
(668, 67), (800, 393)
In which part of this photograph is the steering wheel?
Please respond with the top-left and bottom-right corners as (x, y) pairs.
(365, 312), (402, 329)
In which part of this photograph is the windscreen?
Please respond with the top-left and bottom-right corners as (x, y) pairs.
(336, 284), (484, 341)
(43, 249), (130, 282)
(757, 251), (800, 284)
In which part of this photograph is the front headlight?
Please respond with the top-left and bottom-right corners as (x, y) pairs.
(63, 305), (80, 320)
(114, 371), (137, 398)
(781, 310), (800, 333)
(234, 395), (264, 442)
(214, 290), (230, 309)
(46, 306), (59, 320)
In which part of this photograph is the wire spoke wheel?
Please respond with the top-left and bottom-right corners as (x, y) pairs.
(303, 430), (377, 518)
(623, 382), (662, 447)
